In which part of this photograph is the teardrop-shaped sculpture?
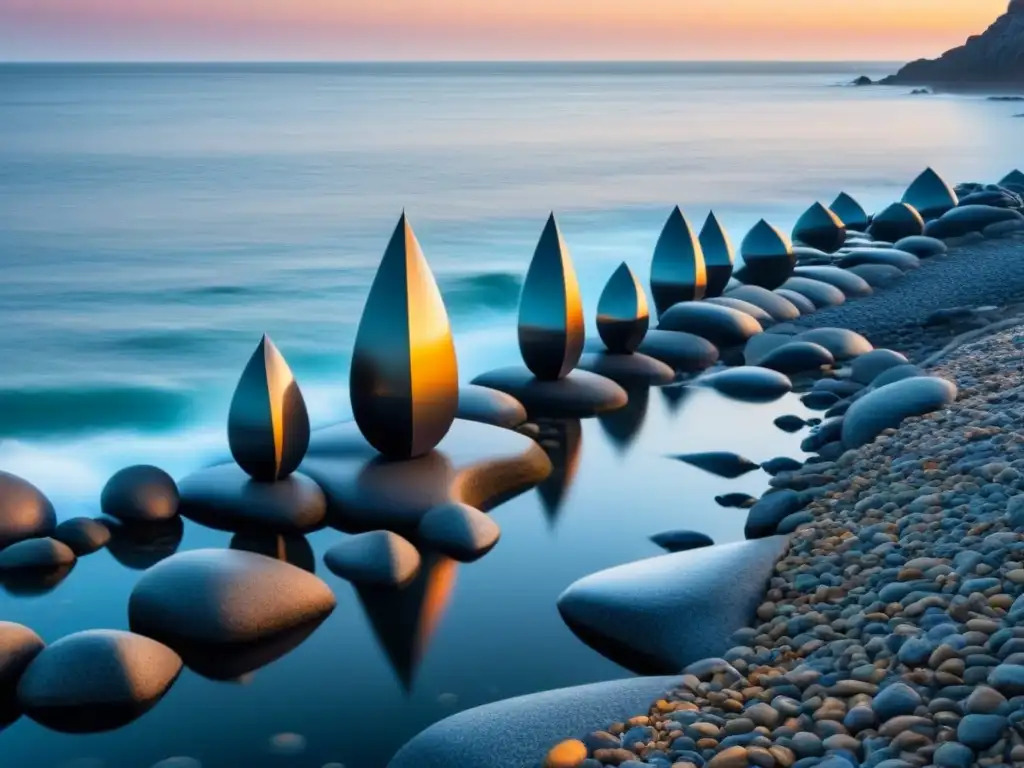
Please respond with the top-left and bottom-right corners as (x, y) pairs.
(733, 220), (795, 291)
(517, 213), (585, 381)
(597, 262), (649, 354)
(867, 202), (925, 243)
(350, 213), (459, 459)
(1001, 170), (1024, 189)
(902, 167), (958, 220)
(699, 212), (735, 298)
(228, 335), (310, 482)
(650, 206), (707, 317)
(793, 202), (845, 253)
(830, 192), (870, 232)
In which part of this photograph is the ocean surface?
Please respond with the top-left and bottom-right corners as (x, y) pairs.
(1, 62), (1022, 767)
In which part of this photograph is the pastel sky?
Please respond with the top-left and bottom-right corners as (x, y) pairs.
(0, 0), (1008, 61)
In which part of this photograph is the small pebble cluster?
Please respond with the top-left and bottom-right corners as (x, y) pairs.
(544, 326), (1024, 767)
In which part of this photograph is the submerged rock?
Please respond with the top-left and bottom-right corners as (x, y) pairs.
(715, 493), (758, 509)
(671, 452), (761, 479)
(774, 415), (808, 433)
(0, 472), (56, 551)
(324, 531), (422, 587)
(101, 465), (180, 523)
(842, 376), (958, 448)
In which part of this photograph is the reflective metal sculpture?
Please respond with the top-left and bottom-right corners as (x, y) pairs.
(792, 202), (845, 253)
(350, 213), (459, 459)
(867, 202), (925, 243)
(733, 220), (795, 291)
(698, 211), (735, 298)
(228, 335), (310, 482)
(650, 206), (707, 317)
(597, 262), (649, 354)
(902, 167), (958, 220)
(517, 213), (585, 381)
(830, 192), (870, 232)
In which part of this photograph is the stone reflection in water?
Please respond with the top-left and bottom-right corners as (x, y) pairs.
(659, 382), (695, 414)
(229, 532), (316, 574)
(0, 564), (74, 597)
(103, 517), (184, 570)
(597, 385), (651, 452)
(534, 419), (583, 526)
(355, 551), (458, 693)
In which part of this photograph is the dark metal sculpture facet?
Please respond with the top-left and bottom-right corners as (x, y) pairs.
(867, 202), (925, 243)
(228, 335), (310, 482)
(597, 262), (649, 354)
(650, 206), (706, 317)
(830, 192), (870, 231)
(793, 202), (846, 253)
(351, 213), (459, 459)
(733, 219), (795, 291)
(902, 167), (958, 220)
(517, 213), (585, 381)
(698, 211), (735, 298)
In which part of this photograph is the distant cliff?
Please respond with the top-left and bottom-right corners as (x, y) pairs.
(880, 0), (1024, 88)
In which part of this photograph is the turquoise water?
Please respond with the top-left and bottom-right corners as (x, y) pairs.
(1, 62), (1022, 767)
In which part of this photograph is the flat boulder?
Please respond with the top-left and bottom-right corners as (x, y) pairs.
(471, 367), (627, 418)
(836, 248), (921, 272)
(418, 503), (501, 561)
(658, 303), (762, 348)
(456, 386), (527, 430)
(871, 364), (926, 389)
(745, 490), (805, 539)
(324, 531), (422, 587)
(650, 530), (714, 553)
(850, 349), (910, 385)
(0, 622), (45, 689)
(556, 537), (790, 674)
(725, 285), (801, 321)
(925, 205), (1024, 240)
(894, 235), (948, 258)
(16, 629), (182, 733)
(703, 296), (775, 326)
(842, 377), (957, 449)
(53, 518), (111, 556)
(847, 263), (905, 288)
(636, 329), (719, 372)
(671, 452), (760, 479)
(744, 333), (791, 366)
(0, 472), (56, 550)
(178, 464), (326, 534)
(792, 266), (873, 298)
(100, 465), (180, 523)
(128, 549), (337, 645)
(388, 676), (679, 768)
(779, 277), (846, 309)
(796, 328), (874, 360)
(577, 351), (676, 386)
(774, 288), (817, 315)
(757, 342), (835, 374)
(699, 367), (793, 402)
(0, 538), (76, 571)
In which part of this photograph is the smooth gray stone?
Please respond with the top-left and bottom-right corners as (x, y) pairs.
(471, 367), (627, 418)
(793, 245), (832, 264)
(16, 629), (182, 733)
(0, 472), (56, 551)
(300, 419), (551, 533)
(796, 328), (874, 360)
(984, 219), (1024, 238)
(0, 538), (76, 571)
(635, 329), (720, 372)
(842, 377), (958, 449)
(779, 277), (846, 309)
(418, 502), (500, 561)
(577, 351), (676, 386)
(847, 263), (905, 288)
(456, 385), (527, 430)
(128, 549), (337, 645)
(956, 713), (1007, 751)
(925, 205), (1024, 240)
(871, 365), (926, 389)
(178, 465), (327, 534)
(556, 537), (789, 674)
(699, 367), (793, 402)
(761, 456), (804, 475)
(792, 266), (873, 298)
(101, 465), (180, 523)
(836, 248), (921, 272)
(658, 302), (762, 348)
(324, 531), (421, 587)
(894, 235), (948, 258)
(650, 530), (714, 553)
(872, 682), (921, 721)
(774, 288), (817, 315)
(744, 333), (791, 366)
(745, 490), (804, 539)
(672, 452), (760, 479)
(53, 518), (111, 556)
(757, 342), (835, 374)
(725, 285), (801, 321)
(388, 676), (679, 768)
(777, 510), (814, 534)
(703, 296), (775, 326)
(0, 621), (45, 689)
(851, 349), (910, 385)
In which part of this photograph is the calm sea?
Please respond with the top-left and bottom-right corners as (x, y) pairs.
(0, 62), (1021, 768)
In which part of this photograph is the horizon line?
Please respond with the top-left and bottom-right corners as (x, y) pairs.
(0, 58), (905, 65)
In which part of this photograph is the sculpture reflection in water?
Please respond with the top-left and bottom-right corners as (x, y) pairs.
(350, 213), (459, 459)
(230, 531), (316, 574)
(597, 385), (651, 452)
(534, 419), (583, 526)
(104, 517), (184, 571)
(355, 551), (458, 692)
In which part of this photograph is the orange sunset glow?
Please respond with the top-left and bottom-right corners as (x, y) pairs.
(0, 0), (1008, 60)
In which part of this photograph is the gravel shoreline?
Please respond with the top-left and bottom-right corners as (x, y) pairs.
(541, 238), (1024, 768)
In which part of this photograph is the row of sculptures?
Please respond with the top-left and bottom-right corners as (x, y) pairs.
(223, 165), (995, 481)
